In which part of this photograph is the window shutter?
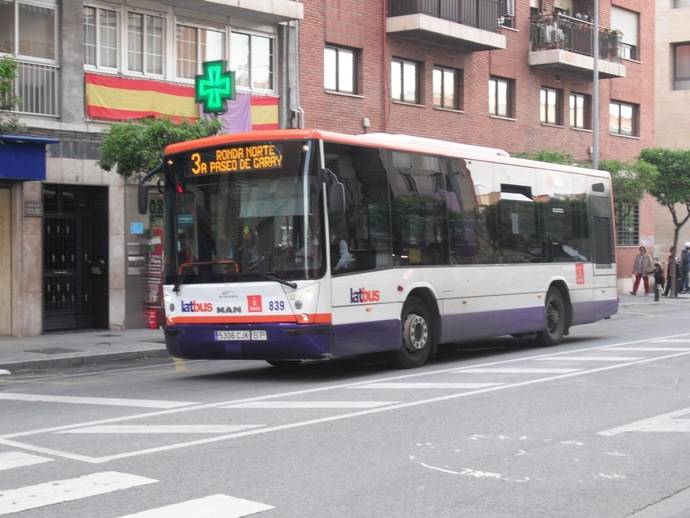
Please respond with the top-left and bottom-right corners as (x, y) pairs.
(503, 0), (515, 16)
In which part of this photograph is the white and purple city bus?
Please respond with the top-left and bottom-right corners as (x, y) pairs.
(145, 129), (617, 368)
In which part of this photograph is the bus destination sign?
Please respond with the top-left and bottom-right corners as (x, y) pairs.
(188, 144), (283, 176)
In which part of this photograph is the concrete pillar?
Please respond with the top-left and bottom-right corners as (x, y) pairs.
(60, 0), (86, 123)
(0, 189), (11, 335)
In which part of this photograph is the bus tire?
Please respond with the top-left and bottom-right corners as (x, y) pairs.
(266, 360), (303, 368)
(535, 287), (567, 347)
(387, 296), (435, 369)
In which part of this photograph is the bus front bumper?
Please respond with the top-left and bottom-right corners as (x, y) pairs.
(164, 323), (333, 360)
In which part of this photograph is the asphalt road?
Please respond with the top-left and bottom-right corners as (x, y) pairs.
(1, 299), (690, 518)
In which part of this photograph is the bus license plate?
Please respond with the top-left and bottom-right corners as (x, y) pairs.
(214, 330), (267, 341)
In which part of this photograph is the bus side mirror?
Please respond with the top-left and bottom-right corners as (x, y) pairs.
(322, 168), (346, 213)
(138, 162), (164, 215)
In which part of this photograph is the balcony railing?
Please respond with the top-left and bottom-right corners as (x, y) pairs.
(390, 0), (500, 33)
(11, 61), (60, 117)
(530, 13), (621, 62)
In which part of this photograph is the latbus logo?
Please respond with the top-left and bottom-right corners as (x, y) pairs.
(350, 288), (381, 304)
(181, 300), (214, 313)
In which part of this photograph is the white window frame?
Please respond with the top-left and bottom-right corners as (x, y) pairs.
(83, 1), (120, 73)
(1, 0), (59, 65)
(230, 27), (276, 95)
(174, 18), (226, 83)
(123, 7), (165, 78)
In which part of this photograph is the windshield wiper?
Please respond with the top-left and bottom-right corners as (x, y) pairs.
(255, 271), (298, 290)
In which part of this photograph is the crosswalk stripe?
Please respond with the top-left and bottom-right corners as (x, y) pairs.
(221, 401), (397, 409)
(57, 425), (264, 435)
(0, 392), (194, 409)
(534, 356), (644, 362)
(454, 367), (580, 374)
(349, 382), (502, 390)
(610, 347), (690, 352)
(653, 339), (690, 343)
(599, 407), (690, 436)
(0, 451), (52, 471)
(0, 471), (157, 516)
(115, 494), (274, 517)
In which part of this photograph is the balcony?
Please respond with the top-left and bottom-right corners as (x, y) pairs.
(388, 0), (506, 51)
(165, 0), (303, 24)
(7, 61), (60, 117)
(529, 13), (625, 79)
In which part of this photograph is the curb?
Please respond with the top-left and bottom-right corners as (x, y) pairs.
(0, 347), (170, 374)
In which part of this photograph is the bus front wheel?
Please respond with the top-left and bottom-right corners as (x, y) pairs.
(387, 296), (435, 369)
(535, 287), (567, 347)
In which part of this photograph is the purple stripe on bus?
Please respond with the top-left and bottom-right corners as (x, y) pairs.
(332, 320), (401, 356)
(440, 306), (545, 343)
(572, 298), (618, 325)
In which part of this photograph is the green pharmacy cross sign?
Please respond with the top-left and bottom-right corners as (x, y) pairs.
(195, 60), (235, 114)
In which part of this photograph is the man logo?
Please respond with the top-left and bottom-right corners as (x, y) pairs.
(217, 306), (242, 314)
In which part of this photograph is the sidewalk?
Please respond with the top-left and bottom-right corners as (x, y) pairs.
(0, 328), (167, 374)
(618, 291), (690, 306)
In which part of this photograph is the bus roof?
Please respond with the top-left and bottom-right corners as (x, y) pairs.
(164, 129), (610, 179)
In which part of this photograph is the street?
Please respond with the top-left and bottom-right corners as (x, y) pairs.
(1, 299), (689, 518)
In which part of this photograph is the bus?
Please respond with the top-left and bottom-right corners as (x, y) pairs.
(141, 129), (618, 369)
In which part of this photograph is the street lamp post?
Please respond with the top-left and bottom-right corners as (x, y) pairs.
(592, 0), (600, 169)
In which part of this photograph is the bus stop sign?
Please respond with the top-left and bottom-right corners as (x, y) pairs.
(195, 60), (235, 114)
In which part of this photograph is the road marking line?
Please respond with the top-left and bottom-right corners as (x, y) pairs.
(3, 332), (690, 464)
(115, 494), (274, 517)
(0, 451), (52, 471)
(599, 407), (690, 436)
(0, 471), (157, 516)
(610, 347), (690, 352)
(350, 382), (502, 390)
(0, 392), (195, 409)
(653, 339), (690, 343)
(534, 356), (644, 362)
(221, 401), (396, 409)
(57, 425), (264, 435)
(453, 368), (581, 374)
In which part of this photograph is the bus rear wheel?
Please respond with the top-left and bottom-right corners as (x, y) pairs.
(387, 296), (435, 369)
(535, 287), (567, 347)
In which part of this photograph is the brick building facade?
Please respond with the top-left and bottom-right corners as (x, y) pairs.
(299, 0), (655, 290)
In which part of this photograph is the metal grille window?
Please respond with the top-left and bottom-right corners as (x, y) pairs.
(615, 203), (639, 246)
(569, 92), (591, 129)
(540, 86), (562, 125)
(611, 6), (639, 60)
(609, 100), (638, 136)
(433, 66), (461, 110)
(324, 45), (356, 94)
(489, 76), (513, 117)
(230, 32), (274, 91)
(391, 58), (419, 104)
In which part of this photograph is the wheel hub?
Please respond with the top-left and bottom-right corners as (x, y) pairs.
(406, 314), (428, 351)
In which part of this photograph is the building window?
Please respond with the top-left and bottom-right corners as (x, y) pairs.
(674, 0), (690, 7)
(176, 24), (224, 80)
(540, 86), (562, 125)
(84, 6), (118, 69)
(609, 100), (638, 137)
(615, 203), (639, 246)
(230, 32), (274, 91)
(391, 58), (419, 104)
(489, 76), (513, 118)
(324, 45), (356, 94)
(674, 43), (690, 90)
(433, 67), (461, 110)
(611, 7), (639, 60)
(499, 0), (515, 28)
(0, 0), (57, 61)
(127, 12), (164, 76)
(569, 92), (591, 129)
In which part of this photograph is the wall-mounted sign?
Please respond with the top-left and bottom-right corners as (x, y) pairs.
(24, 201), (42, 217)
(195, 60), (235, 114)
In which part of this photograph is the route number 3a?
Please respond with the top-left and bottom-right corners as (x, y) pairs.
(191, 152), (208, 175)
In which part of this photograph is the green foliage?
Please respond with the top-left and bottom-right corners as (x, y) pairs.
(99, 117), (221, 177)
(0, 56), (23, 135)
(639, 148), (690, 208)
(599, 158), (657, 208)
(513, 150), (575, 165)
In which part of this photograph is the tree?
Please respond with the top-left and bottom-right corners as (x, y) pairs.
(99, 117), (221, 178)
(639, 148), (690, 297)
(0, 56), (23, 135)
(599, 158), (657, 228)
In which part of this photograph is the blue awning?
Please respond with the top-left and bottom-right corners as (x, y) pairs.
(0, 135), (59, 181)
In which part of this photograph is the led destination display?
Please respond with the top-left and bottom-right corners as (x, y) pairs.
(187, 144), (283, 177)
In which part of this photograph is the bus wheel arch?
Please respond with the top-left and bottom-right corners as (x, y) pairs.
(536, 281), (571, 347)
(387, 289), (440, 369)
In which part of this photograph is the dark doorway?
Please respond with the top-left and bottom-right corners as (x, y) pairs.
(43, 185), (109, 331)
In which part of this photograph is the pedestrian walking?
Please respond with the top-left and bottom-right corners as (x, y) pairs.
(681, 243), (690, 293)
(663, 246), (675, 297)
(630, 246), (653, 295)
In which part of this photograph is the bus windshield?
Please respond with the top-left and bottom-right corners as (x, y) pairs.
(165, 140), (325, 284)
